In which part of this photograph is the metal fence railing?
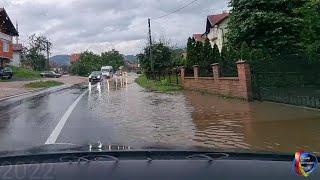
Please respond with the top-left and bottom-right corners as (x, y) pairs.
(145, 70), (182, 85)
(251, 71), (320, 109)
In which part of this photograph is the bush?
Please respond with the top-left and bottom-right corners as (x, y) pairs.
(11, 66), (41, 78)
(160, 79), (170, 86)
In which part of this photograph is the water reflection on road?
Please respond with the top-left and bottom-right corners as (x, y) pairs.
(86, 74), (320, 155)
(184, 91), (320, 154)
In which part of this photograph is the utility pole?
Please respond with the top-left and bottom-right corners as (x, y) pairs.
(46, 40), (50, 70)
(148, 18), (154, 71)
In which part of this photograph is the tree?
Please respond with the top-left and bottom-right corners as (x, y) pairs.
(194, 41), (203, 66)
(101, 49), (125, 70)
(171, 48), (184, 67)
(22, 34), (52, 71)
(70, 51), (101, 76)
(186, 37), (196, 72)
(220, 45), (228, 63)
(139, 41), (172, 72)
(240, 42), (251, 61)
(300, 0), (320, 60)
(212, 43), (221, 64)
(199, 38), (213, 75)
(227, 0), (307, 55)
(70, 49), (126, 76)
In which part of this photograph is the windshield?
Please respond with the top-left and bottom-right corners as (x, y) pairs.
(101, 69), (110, 72)
(90, 71), (101, 76)
(1, 0), (319, 162)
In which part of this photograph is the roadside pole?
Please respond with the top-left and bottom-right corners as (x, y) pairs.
(148, 18), (154, 72)
(46, 40), (50, 70)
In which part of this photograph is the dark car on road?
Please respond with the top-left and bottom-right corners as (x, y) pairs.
(0, 67), (13, 79)
(89, 71), (103, 83)
(40, 71), (62, 78)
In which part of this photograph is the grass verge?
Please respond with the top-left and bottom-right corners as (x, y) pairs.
(11, 66), (41, 78)
(135, 75), (182, 92)
(24, 81), (64, 88)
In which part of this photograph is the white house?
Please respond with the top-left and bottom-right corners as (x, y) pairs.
(11, 44), (22, 67)
(204, 12), (229, 52)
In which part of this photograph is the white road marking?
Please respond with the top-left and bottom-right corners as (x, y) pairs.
(45, 90), (88, 144)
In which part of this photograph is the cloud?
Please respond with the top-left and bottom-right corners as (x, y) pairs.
(2, 0), (228, 55)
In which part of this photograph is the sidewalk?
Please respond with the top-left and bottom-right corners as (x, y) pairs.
(0, 76), (87, 99)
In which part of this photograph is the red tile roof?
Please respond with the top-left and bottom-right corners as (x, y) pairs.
(70, 53), (81, 62)
(193, 34), (205, 42)
(207, 12), (229, 26)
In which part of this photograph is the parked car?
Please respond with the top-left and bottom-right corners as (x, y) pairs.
(89, 71), (103, 83)
(0, 67), (13, 79)
(40, 71), (62, 78)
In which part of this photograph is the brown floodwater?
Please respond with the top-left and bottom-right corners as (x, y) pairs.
(183, 90), (320, 154)
(88, 74), (320, 155)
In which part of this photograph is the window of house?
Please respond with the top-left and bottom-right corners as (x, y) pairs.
(3, 42), (9, 52)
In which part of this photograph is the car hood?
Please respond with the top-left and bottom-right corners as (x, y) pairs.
(0, 143), (291, 157)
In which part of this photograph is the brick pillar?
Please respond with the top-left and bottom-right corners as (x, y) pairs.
(211, 63), (220, 80)
(180, 66), (185, 84)
(193, 65), (199, 80)
(236, 60), (253, 101)
(180, 66), (185, 78)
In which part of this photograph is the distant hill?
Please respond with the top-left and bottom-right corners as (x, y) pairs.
(123, 55), (137, 63)
(49, 55), (71, 65)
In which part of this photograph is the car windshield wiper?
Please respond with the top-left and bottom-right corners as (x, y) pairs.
(59, 155), (119, 164)
(186, 153), (229, 162)
(57, 152), (229, 164)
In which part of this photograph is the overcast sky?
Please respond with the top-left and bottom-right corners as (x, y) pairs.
(1, 0), (228, 56)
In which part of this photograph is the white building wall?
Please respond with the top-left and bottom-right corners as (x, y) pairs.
(207, 18), (229, 52)
(11, 51), (21, 67)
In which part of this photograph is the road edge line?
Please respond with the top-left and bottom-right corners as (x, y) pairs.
(45, 90), (88, 144)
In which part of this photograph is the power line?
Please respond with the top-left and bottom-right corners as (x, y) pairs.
(151, 0), (199, 20)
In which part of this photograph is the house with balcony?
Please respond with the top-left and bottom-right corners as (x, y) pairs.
(204, 12), (229, 52)
(0, 8), (19, 67)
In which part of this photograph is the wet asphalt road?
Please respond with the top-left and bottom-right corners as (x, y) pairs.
(0, 74), (191, 152)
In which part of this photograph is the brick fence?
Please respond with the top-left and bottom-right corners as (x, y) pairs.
(180, 60), (253, 101)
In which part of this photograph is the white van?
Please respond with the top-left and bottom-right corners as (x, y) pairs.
(101, 66), (113, 79)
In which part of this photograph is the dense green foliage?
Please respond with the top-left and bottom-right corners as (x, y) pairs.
(11, 66), (41, 78)
(186, 37), (224, 76)
(171, 48), (185, 67)
(24, 80), (64, 88)
(300, 0), (320, 60)
(70, 49), (125, 76)
(22, 34), (52, 71)
(186, 37), (197, 73)
(227, 0), (306, 55)
(137, 40), (173, 72)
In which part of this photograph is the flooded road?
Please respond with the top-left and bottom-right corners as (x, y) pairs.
(0, 74), (319, 155)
